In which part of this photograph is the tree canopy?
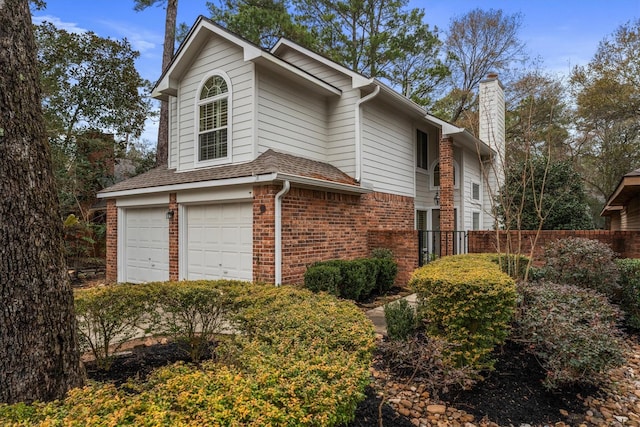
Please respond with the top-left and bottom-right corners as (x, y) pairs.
(571, 19), (640, 201)
(35, 21), (153, 218)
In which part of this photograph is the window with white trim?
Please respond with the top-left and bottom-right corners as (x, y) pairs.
(416, 210), (427, 230)
(472, 182), (481, 201)
(416, 130), (428, 170)
(197, 75), (229, 162)
(472, 211), (481, 230)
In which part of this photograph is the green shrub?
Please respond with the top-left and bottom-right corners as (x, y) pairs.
(543, 237), (620, 298)
(1, 283), (375, 426)
(516, 280), (625, 389)
(151, 280), (243, 362)
(616, 258), (640, 330)
(305, 258), (379, 301)
(356, 258), (379, 298)
(304, 264), (341, 296)
(409, 254), (517, 371)
(371, 249), (398, 293)
(384, 299), (416, 341)
(74, 283), (151, 370)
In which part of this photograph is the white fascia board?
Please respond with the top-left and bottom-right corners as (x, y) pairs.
(97, 172), (370, 199)
(153, 18), (265, 99)
(98, 173), (279, 199)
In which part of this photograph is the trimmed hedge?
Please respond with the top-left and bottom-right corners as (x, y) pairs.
(409, 254), (517, 371)
(0, 283), (375, 426)
(304, 255), (398, 301)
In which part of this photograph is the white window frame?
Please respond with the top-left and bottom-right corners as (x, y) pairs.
(194, 71), (232, 168)
(471, 181), (482, 204)
(472, 211), (481, 230)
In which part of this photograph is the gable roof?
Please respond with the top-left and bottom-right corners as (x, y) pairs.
(98, 149), (368, 198)
(601, 168), (640, 216)
(152, 17), (341, 100)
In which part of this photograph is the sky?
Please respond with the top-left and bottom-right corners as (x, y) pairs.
(32, 0), (640, 145)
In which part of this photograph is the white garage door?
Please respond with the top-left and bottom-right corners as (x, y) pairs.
(124, 207), (169, 283)
(186, 203), (252, 281)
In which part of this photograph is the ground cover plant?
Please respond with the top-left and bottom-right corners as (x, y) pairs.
(0, 282), (376, 426)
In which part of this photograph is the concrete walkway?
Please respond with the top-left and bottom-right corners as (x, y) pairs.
(365, 293), (418, 336)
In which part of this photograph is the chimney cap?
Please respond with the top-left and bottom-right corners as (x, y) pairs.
(486, 72), (498, 79)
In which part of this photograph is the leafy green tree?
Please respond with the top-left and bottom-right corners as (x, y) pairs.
(207, 0), (448, 106)
(35, 21), (152, 217)
(497, 157), (593, 230)
(0, 0), (84, 403)
(571, 19), (640, 201)
(134, 0), (178, 166)
(207, 0), (313, 48)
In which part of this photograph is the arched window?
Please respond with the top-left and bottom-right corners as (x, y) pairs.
(432, 162), (458, 188)
(197, 74), (229, 162)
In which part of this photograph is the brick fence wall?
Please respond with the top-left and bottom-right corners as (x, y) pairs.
(468, 230), (640, 262)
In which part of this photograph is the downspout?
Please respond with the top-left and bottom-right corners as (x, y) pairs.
(274, 180), (290, 286)
(355, 85), (380, 182)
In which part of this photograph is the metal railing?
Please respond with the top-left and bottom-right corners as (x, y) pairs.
(418, 230), (468, 266)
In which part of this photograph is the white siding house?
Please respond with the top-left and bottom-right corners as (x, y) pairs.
(99, 17), (503, 285)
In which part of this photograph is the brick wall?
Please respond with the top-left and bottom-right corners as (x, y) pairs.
(469, 230), (640, 262)
(253, 185), (416, 285)
(168, 193), (178, 281)
(105, 199), (117, 282)
(367, 230), (418, 284)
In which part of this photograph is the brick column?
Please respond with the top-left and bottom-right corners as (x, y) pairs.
(253, 185), (277, 283)
(439, 136), (455, 255)
(169, 193), (179, 281)
(105, 199), (117, 282)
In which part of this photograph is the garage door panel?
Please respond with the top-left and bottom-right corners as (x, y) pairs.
(186, 203), (252, 281)
(125, 207), (169, 283)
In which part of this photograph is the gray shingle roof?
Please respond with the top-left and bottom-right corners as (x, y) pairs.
(99, 149), (356, 195)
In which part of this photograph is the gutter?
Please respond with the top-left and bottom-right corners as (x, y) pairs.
(355, 85), (380, 182)
(274, 180), (290, 286)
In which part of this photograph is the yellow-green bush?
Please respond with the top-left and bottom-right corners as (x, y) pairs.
(409, 254), (517, 371)
(0, 283), (375, 426)
(75, 283), (153, 370)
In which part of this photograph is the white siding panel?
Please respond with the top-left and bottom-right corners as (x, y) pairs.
(177, 37), (255, 171)
(361, 103), (413, 196)
(169, 97), (178, 169)
(257, 71), (328, 160)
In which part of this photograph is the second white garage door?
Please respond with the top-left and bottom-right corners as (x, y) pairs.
(185, 203), (253, 281)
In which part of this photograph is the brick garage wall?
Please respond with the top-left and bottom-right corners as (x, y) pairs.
(469, 230), (640, 262)
(105, 199), (117, 282)
(253, 185), (277, 283)
(253, 185), (416, 285)
(168, 193), (178, 281)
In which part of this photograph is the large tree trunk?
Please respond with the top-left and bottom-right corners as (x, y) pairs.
(0, 0), (85, 403)
(156, 0), (177, 166)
